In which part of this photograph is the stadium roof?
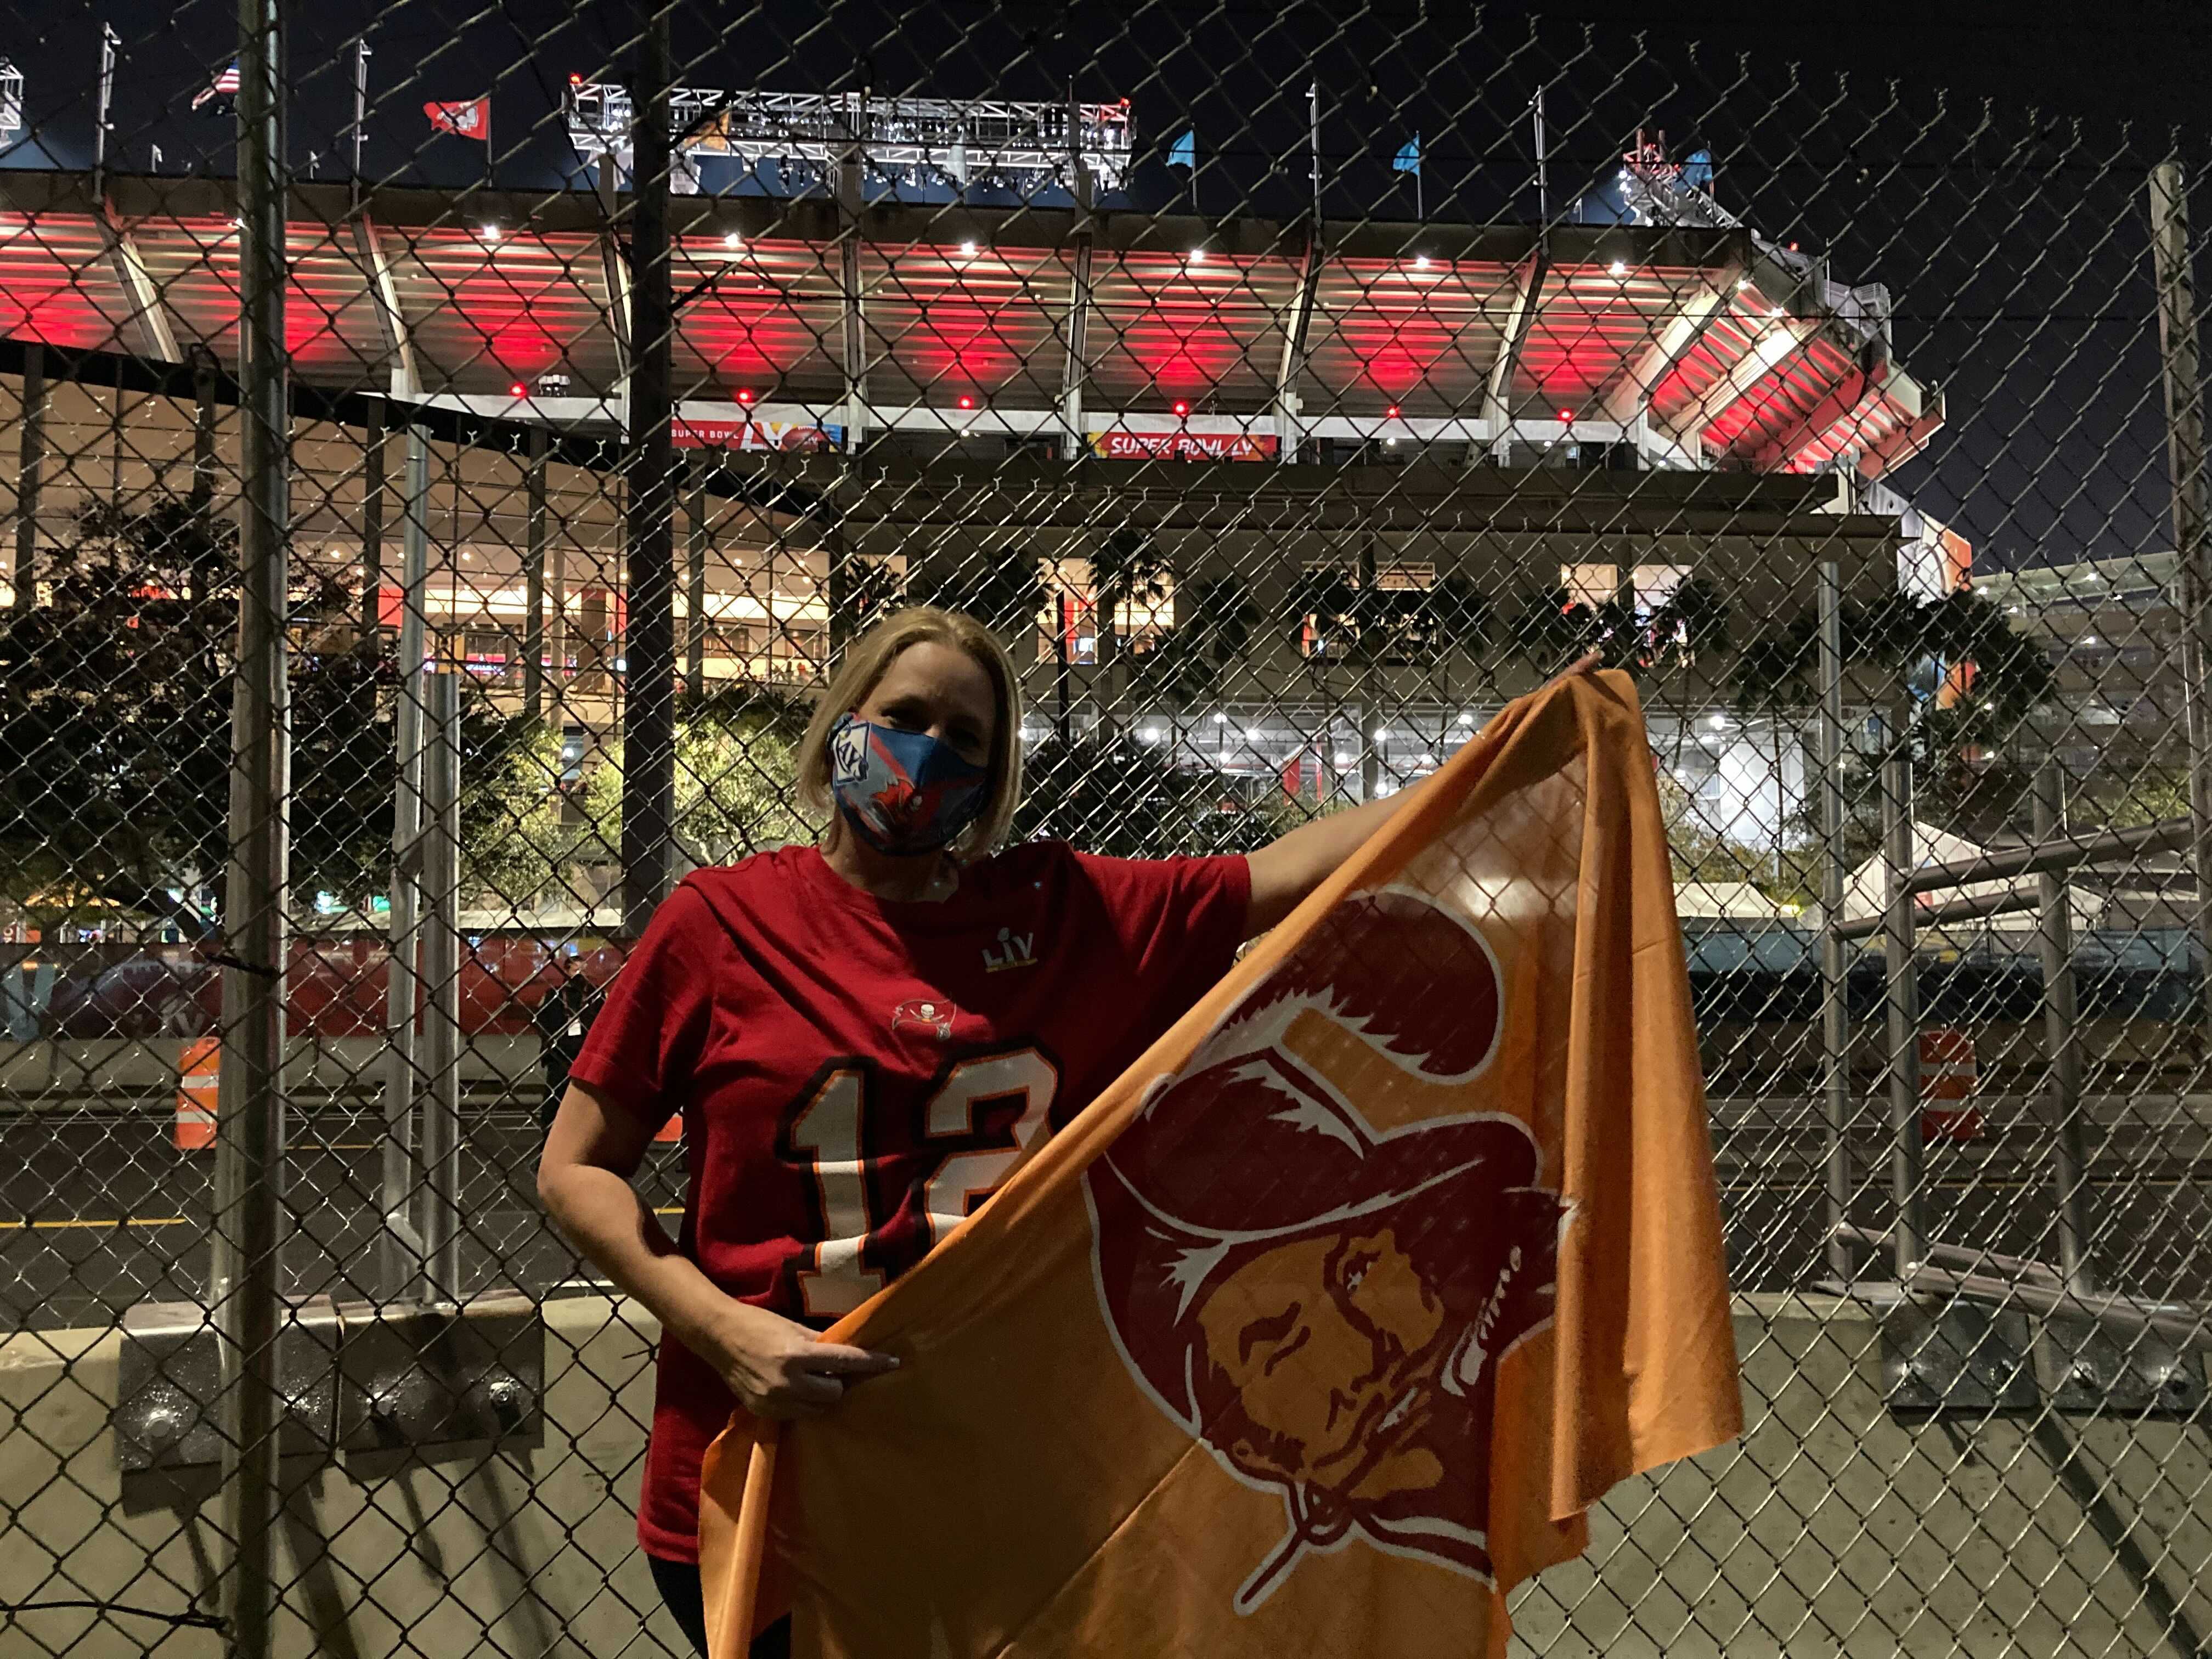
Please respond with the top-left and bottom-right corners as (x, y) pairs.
(0, 172), (1941, 479)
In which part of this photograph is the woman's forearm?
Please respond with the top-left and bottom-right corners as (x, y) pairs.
(1243, 783), (1426, 935)
(538, 1158), (733, 1351)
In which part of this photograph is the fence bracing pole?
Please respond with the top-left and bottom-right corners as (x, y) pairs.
(620, 0), (678, 934)
(1816, 561), (1855, 1281)
(380, 427), (431, 1300)
(359, 396), (386, 650)
(214, 0), (291, 1647)
(2147, 160), (2212, 1049)
(416, 672), (464, 1304)
(11, 340), (42, 613)
(2035, 763), (2097, 1294)
(1880, 720), (1926, 1276)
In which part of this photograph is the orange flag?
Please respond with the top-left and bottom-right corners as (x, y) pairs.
(700, 670), (1741, 1657)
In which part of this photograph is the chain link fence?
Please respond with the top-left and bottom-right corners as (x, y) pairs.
(1, 1), (2209, 1654)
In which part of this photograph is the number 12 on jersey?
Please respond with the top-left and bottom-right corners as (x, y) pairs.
(782, 1048), (1058, 1317)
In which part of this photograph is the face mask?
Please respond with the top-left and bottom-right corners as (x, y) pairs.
(827, 713), (990, 857)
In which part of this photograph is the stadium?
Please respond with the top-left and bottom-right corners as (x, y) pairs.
(0, 87), (1954, 907)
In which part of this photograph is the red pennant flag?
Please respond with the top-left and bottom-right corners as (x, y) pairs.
(701, 672), (1742, 1658)
(424, 97), (490, 141)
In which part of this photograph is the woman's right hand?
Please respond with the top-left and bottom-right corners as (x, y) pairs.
(686, 1295), (900, 1420)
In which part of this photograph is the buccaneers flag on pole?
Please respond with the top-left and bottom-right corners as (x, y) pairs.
(424, 97), (489, 140)
(699, 671), (1741, 1657)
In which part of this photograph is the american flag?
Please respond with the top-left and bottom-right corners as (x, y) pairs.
(191, 61), (240, 111)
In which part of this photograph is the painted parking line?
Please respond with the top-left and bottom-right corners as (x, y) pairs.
(3, 1216), (190, 1230)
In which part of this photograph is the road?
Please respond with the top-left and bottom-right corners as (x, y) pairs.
(3, 1097), (2209, 1333)
(1, 1106), (685, 1331)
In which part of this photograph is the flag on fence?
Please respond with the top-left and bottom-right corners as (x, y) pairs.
(1393, 133), (1422, 174)
(1166, 128), (1196, 170)
(424, 97), (490, 140)
(698, 670), (1742, 1659)
(190, 60), (240, 112)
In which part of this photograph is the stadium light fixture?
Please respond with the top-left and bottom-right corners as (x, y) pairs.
(723, 231), (743, 250)
(958, 393), (977, 410)
(1187, 247), (1206, 264)
(1171, 399), (1190, 417)
(1384, 436), (1396, 447)
(957, 239), (977, 257)
(507, 382), (526, 397)
(1556, 409), (1573, 423)
(1413, 254), (1431, 270)
(1212, 712), (1229, 724)
(1609, 259), (1628, 277)
(735, 388), (755, 404)
(1386, 404), (1401, 419)
(479, 224), (500, 244)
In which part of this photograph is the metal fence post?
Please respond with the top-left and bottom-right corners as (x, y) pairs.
(416, 672), (464, 1304)
(686, 458), (708, 699)
(359, 396), (386, 650)
(2147, 160), (2212, 1045)
(1880, 718), (1927, 1275)
(2034, 762), (2097, 1293)
(1816, 561), (1855, 1280)
(380, 425), (431, 1300)
(11, 339), (41, 613)
(524, 424), (548, 719)
(212, 0), (290, 1647)
(620, 0), (678, 934)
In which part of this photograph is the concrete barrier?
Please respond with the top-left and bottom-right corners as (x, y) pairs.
(3, 1296), (2207, 1656)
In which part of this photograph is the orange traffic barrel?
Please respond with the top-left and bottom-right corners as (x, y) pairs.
(176, 1036), (219, 1150)
(1919, 1028), (1983, 1143)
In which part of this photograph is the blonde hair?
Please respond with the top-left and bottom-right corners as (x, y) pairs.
(797, 606), (1026, 859)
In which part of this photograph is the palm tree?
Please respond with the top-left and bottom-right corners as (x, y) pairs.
(1088, 529), (1173, 737)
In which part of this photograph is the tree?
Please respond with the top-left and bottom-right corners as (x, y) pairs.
(1733, 588), (2058, 882)
(910, 550), (1046, 647)
(569, 687), (815, 882)
(1088, 529), (1173, 733)
(0, 495), (575, 933)
(1133, 574), (1261, 714)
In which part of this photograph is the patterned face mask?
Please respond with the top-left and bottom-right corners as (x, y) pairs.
(827, 713), (991, 857)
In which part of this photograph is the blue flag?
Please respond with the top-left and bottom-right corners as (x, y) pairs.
(1167, 129), (1196, 170)
(1393, 134), (1421, 174)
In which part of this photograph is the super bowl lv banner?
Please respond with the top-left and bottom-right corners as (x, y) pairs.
(700, 672), (1740, 1659)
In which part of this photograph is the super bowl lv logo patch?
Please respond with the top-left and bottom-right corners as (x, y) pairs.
(1086, 888), (1566, 1610)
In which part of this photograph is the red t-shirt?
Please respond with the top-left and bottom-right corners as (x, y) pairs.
(565, 838), (1252, 1562)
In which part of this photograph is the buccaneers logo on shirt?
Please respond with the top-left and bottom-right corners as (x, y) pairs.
(1086, 889), (1567, 1611)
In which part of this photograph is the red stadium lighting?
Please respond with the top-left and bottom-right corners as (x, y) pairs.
(1172, 399), (1190, 417)
(736, 388), (755, 404)
(1557, 409), (1574, 422)
(1385, 404), (1401, 419)
(508, 382), (526, 397)
(958, 393), (977, 410)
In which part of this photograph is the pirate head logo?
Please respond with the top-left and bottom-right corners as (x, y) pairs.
(890, 997), (958, 1041)
(1086, 888), (1567, 1611)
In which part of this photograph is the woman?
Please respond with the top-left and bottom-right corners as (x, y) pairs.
(537, 606), (1558, 1656)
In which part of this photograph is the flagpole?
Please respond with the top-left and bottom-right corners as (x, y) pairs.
(1307, 80), (1322, 229)
(352, 38), (371, 182)
(95, 22), (117, 194)
(1533, 87), (1549, 221)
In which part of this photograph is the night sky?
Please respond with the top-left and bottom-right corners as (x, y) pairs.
(5, 0), (2207, 575)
